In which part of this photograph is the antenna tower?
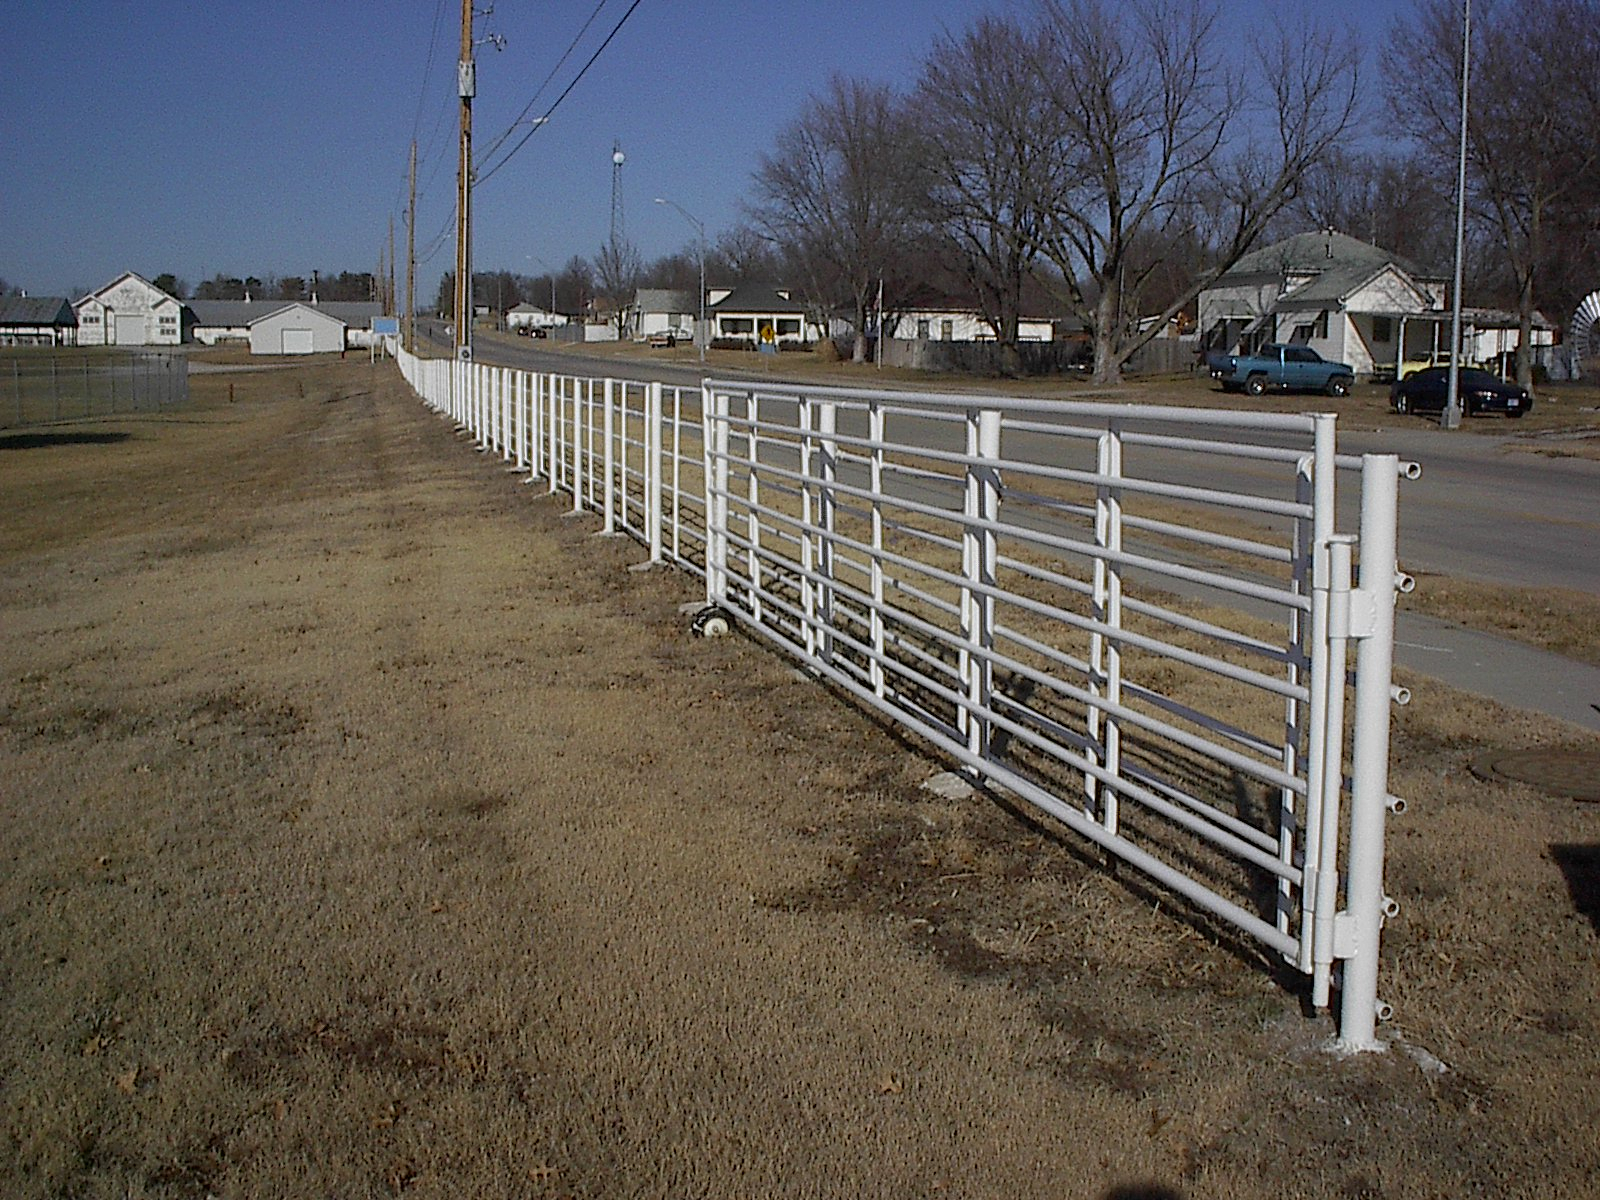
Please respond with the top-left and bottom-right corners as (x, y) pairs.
(610, 142), (626, 246)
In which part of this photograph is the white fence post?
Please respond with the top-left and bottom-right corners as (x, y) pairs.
(648, 381), (664, 563)
(603, 378), (617, 533)
(1336, 455), (1401, 1052)
(705, 382), (730, 606)
(868, 400), (886, 699)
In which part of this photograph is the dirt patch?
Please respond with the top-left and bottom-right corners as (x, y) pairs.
(2, 358), (1597, 1198)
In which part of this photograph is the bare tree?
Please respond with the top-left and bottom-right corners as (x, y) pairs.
(1028, 0), (1361, 384)
(911, 15), (1067, 373)
(1389, 0), (1600, 386)
(595, 237), (643, 337)
(751, 76), (924, 361)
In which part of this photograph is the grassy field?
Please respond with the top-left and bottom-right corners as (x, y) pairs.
(2, 358), (1598, 1198)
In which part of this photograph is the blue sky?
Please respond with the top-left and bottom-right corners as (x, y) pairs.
(1, 0), (1410, 304)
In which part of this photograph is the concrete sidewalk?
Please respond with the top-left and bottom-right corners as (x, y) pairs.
(1395, 609), (1600, 731)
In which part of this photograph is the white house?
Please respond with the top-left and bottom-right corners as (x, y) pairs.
(1197, 231), (1452, 378)
(248, 303), (348, 355)
(505, 303), (568, 333)
(708, 284), (823, 345)
(885, 292), (1055, 343)
(0, 296), (77, 346)
(628, 288), (697, 341)
(73, 272), (186, 346)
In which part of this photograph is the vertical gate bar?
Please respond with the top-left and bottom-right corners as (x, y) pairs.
(648, 381), (664, 562)
(571, 379), (586, 513)
(1279, 458), (1314, 947)
(705, 382), (730, 606)
(1302, 415), (1341, 998)
(515, 372), (526, 468)
(603, 379), (617, 532)
(963, 409), (1001, 763)
(958, 410), (978, 746)
(1336, 455), (1401, 1053)
(816, 399), (837, 665)
(671, 388), (683, 564)
(547, 376), (560, 495)
(1313, 535), (1355, 1008)
(1089, 422), (1125, 829)
(799, 397), (816, 656)
(869, 401), (886, 698)
(745, 389), (761, 620)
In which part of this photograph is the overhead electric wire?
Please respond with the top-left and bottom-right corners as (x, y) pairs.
(474, 0), (647, 187)
(475, 0), (613, 165)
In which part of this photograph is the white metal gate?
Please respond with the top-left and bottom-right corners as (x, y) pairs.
(396, 348), (1412, 1053)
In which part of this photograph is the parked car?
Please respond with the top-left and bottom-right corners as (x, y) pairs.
(1210, 343), (1355, 396)
(1390, 366), (1531, 417)
(647, 326), (692, 348)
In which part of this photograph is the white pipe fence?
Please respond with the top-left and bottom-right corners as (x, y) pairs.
(397, 346), (1413, 1053)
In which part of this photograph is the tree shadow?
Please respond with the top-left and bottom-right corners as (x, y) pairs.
(1103, 1186), (1185, 1200)
(1551, 843), (1600, 934)
(0, 431), (131, 451)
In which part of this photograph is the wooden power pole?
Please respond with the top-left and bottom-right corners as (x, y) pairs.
(453, 0), (474, 360)
(407, 139), (417, 353)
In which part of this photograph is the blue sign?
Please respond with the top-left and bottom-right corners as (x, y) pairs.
(372, 317), (400, 335)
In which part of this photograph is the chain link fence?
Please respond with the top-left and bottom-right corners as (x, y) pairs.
(1, 351), (189, 429)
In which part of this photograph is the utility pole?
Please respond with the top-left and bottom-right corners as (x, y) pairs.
(1443, 0), (1471, 430)
(388, 215), (397, 317)
(453, 0), (474, 361)
(406, 139), (417, 352)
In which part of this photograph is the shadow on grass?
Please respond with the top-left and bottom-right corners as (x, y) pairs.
(1551, 843), (1600, 933)
(0, 430), (131, 451)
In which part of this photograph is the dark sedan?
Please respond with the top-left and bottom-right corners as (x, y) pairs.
(1390, 366), (1532, 418)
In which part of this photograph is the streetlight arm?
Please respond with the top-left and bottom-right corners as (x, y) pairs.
(654, 197), (708, 363)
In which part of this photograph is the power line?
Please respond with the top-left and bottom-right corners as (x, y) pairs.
(475, 0), (612, 165)
(474, 0), (647, 187)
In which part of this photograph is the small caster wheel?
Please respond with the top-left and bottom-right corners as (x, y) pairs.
(691, 606), (732, 638)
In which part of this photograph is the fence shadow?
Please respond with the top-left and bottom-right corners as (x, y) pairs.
(1551, 843), (1600, 933)
(0, 431), (131, 452)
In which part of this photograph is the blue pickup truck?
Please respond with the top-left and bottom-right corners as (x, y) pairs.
(1208, 344), (1356, 397)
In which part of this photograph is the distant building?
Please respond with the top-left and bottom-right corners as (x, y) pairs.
(190, 298), (381, 347)
(1197, 231), (1451, 378)
(0, 295), (77, 346)
(708, 284), (822, 345)
(247, 303), (349, 356)
(884, 288), (1055, 343)
(73, 272), (186, 346)
(505, 303), (569, 333)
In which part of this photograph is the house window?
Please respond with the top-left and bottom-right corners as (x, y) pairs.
(722, 317), (753, 335)
(159, 316), (176, 326)
(83, 313), (100, 323)
(940, 319), (954, 340)
(776, 318), (800, 335)
(1313, 311), (1329, 338)
(1373, 316), (1393, 342)
(916, 318), (930, 339)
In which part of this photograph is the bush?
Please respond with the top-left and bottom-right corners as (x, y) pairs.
(710, 337), (755, 352)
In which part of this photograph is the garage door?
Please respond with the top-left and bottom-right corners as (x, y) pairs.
(114, 313), (145, 345)
(281, 329), (315, 355)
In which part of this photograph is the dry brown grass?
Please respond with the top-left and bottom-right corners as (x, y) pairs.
(3, 359), (1598, 1198)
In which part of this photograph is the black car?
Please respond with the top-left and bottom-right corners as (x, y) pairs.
(1390, 366), (1532, 418)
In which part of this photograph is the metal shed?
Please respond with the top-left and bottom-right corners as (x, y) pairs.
(247, 303), (347, 355)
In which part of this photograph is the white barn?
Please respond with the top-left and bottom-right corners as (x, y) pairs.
(73, 272), (185, 346)
(248, 303), (347, 355)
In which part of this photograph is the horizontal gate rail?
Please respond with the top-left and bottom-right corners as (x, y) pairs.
(394, 346), (1412, 1054)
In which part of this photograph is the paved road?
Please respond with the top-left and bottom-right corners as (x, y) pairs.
(443, 326), (1600, 729)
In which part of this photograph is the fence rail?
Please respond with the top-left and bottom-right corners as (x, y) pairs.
(1, 351), (189, 429)
(396, 346), (1412, 1053)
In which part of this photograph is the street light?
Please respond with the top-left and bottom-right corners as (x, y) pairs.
(1443, 0), (1472, 430)
(654, 197), (706, 363)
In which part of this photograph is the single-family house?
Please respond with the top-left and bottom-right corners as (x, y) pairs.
(0, 296), (78, 346)
(73, 272), (188, 346)
(505, 303), (568, 333)
(629, 289), (698, 342)
(247, 303), (348, 355)
(1197, 231), (1452, 378)
(884, 289), (1055, 343)
(708, 284), (823, 346)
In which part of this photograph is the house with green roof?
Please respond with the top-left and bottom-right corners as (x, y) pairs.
(1197, 230), (1452, 379)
